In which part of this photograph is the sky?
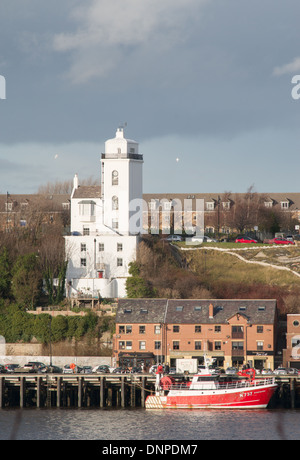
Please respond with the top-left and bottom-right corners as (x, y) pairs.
(1, 0), (300, 195)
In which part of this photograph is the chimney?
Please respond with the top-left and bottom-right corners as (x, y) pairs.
(73, 174), (79, 190)
(209, 303), (214, 319)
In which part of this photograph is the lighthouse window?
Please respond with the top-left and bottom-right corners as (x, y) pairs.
(112, 170), (119, 185)
(112, 196), (119, 210)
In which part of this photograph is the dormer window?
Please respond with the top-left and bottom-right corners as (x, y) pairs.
(222, 201), (230, 210)
(281, 201), (289, 209)
(206, 202), (215, 211)
(264, 201), (273, 208)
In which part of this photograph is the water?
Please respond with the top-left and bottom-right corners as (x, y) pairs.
(0, 407), (299, 440)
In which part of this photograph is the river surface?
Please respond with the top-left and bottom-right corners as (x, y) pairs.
(0, 407), (299, 440)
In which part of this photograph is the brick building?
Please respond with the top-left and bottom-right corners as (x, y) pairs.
(283, 314), (300, 369)
(114, 298), (278, 370)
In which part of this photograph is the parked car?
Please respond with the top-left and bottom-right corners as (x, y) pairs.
(165, 235), (183, 242)
(287, 368), (299, 375)
(63, 365), (75, 374)
(188, 236), (217, 244)
(4, 364), (20, 373)
(92, 365), (110, 374)
(46, 365), (62, 374)
(0, 365), (7, 374)
(263, 237), (295, 245)
(81, 366), (93, 374)
(235, 236), (258, 243)
(63, 364), (82, 374)
(169, 367), (176, 374)
(112, 367), (130, 374)
(285, 235), (294, 242)
(261, 368), (273, 375)
(130, 367), (142, 374)
(225, 367), (238, 375)
(274, 367), (288, 375)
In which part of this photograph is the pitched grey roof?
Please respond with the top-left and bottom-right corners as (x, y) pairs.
(116, 298), (277, 325)
(116, 299), (167, 323)
(72, 186), (101, 199)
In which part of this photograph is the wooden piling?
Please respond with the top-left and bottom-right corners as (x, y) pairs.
(0, 377), (4, 408)
(36, 376), (41, 408)
(100, 377), (105, 408)
(20, 377), (25, 408)
(78, 377), (82, 408)
(57, 377), (61, 408)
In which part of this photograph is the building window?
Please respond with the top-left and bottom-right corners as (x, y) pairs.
(195, 341), (201, 350)
(206, 202), (214, 210)
(173, 325), (180, 333)
(99, 243), (104, 251)
(292, 337), (300, 347)
(195, 325), (201, 333)
(125, 341), (132, 350)
(293, 320), (300, 327)
(118, 326), (125, 334)
(222, 202), (230, 209)
(119, 341), (125, 350)
(139, 325), (146, 334)
(257, 326), (264, 333)
(125, 325), (132, 334)
(112, 219), (118, 230)
(281, 201), (289, 209)
(83, 227), (90, 235)
(154, 325), (161, 334)
(257, 341), (264, 351)
(173, 341), (180, 350)
(117, 258), (123, 267)
(117, 243), (123, 252)
(155, 341), (161, 350)
(112, 170), (119, 185)
(215, 341), (221, 350)
(139, 341), (146, 350)
(81, 243), (86, 252)
(215, 325), (221, 333)
(112, 196), (119, 210)
(80, 258), (86, 267)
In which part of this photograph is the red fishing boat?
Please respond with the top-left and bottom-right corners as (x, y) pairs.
(145, 360), (277, 410)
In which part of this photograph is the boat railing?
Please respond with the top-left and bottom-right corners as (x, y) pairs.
(167, 377), (276, 391)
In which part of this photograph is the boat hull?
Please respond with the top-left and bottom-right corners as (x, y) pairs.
(145, 383), (277, 410)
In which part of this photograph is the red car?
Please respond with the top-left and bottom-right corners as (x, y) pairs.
(235, 236), (258, 243)
(263, 237), (295, 245)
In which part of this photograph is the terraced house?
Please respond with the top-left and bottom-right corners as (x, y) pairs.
(114, 298), (278, 371)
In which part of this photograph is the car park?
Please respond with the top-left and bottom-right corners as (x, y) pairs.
(235, 236), (258, 243)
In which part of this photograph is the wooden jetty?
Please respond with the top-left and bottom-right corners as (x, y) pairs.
(0, 373), (299, 409)
(0, 373), (156, 409)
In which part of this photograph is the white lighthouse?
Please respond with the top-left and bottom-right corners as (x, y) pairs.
(64, 127), (143, 299)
